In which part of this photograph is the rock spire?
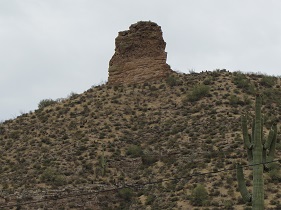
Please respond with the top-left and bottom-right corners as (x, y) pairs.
(108, 21), (172, 85)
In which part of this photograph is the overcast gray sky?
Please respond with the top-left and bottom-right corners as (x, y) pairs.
(1, 0), (281, 121)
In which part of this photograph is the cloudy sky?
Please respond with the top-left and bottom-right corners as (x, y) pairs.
(1, 0), (281, 121)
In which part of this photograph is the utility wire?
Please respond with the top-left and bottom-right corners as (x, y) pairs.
(1, 159), (280, 208)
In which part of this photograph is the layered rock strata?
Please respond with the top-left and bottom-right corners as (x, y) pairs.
(108, 21), (172, 85)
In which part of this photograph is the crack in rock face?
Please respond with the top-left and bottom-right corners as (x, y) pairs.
(108, 21), (172, 85)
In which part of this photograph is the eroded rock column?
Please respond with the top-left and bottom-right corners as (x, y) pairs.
(108, 21), (172, 85)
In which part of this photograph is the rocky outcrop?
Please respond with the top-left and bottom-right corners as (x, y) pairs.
(108, 21), (172, 85)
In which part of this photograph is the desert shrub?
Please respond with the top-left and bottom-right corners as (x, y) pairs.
(166, 75), (179, 87)
(0, 126), (4, 135)
(83, 162), (94, 173)
(67, 91), (79, 100)
(223, 200), (234, 209)
(40, 168), (66, 186)
(126, 145), (143, 157)
(263, 88), (281, 105)
(9, 131), (20, 139)
(228, 94), (251, 107)
(142, 155), (158, 166)
(145, 194), (156, 205)
(187, 84), (210, 102)
(191, 184), (209, 206)
(233, 72), (248, 87)
(203, 77), (213, 85)
(260, 75), (276, 87)
(38, 99), (57, 109)
(118, 188), (133, 201)
(229, 95), (246, 106)
(243, 95), (252, 105)
(269, 168), (281, 182)
(232, 72), (255, 94)
(229, 94), (239, 106)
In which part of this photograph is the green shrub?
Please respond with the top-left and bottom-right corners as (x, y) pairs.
(260, 75), (276, 87)
(38, 99), (57, 109)
(191, 184), (209, 206)
(126, 145), (143, 157)
(243, 95), (252, 105)
(223, 200), (234, 209)
(269, 168), (281, 182)
(145, 194), (156, 205)
(229, 94), (239, 106)
(40, 168), (66, 186)
(232, 72), (255, 94)
(0, 126), (4, 135)
(233, 72), (249, 88)
(203, 77), (213, 85)
(142, 155), (158, 166)
(67, 91), (79, 100)
(263, 88), (281, 105)
(187, 84), (210, 102)
(118, 188), (133, 201)
(166, 76), (179, 87)
(228, 95), (246, 106)
(9, 131), (20, 139)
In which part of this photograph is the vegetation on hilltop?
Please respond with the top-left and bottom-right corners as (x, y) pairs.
(0, 70), (280, 209)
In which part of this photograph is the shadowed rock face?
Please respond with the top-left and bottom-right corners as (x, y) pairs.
(108, 21), (172, 85)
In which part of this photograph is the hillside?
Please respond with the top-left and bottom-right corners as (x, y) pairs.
(0, 70), (281, 209)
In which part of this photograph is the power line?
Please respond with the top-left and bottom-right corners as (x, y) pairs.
(1, 159), (280, 208)
(130, 159), (281, 187)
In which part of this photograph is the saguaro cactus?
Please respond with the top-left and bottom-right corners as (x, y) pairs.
(237, 94), (278, 210)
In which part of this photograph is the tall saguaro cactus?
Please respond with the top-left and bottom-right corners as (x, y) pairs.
(237, 94), (278, 210)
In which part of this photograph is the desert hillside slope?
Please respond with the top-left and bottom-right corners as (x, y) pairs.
(0, 70), (281, 209)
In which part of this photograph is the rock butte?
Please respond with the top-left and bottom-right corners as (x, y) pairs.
(108, 21), (172, 85)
